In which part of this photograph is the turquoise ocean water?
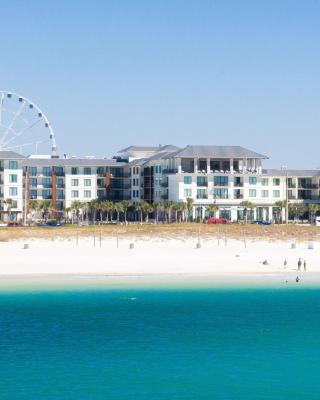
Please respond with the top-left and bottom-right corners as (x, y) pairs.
(1, 285), (320, 399)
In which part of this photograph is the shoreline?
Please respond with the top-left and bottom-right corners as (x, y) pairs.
(0, 236), (318, 289)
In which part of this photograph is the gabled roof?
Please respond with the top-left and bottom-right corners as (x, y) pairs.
(117, 145), (180, 154)
(0, 150), (25, 160)
(164, 145), (268, 159)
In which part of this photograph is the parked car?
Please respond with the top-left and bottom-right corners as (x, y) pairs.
(251, 220), (272, 226)
(207, 217), (228, 224)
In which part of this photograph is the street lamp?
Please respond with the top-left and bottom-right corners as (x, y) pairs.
(281, 165), (288, 224)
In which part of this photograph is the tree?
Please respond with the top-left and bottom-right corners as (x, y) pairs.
(206, 202), (219, 219)
(70, 200), (84, 224)
(186, 197), (194, 222)
(102, 201), (114, 222)
(28, 199), (39, 223)
(120, 200), (131, 223)
(308, 204), (320, 223)
(136, 200), (150, 223)
(89, 199), (102, 223)
(113, 202), (124, 222)
(64, 207), (71, 223)
(165, 200), (175, 223)
(3, 198), (14, 221)
(39, 200), (54, 222)
(289, 202), (306, 223)
(153, 201), (164, 223)
(240, 201), (255, 223)
(275, 200), (287, 224)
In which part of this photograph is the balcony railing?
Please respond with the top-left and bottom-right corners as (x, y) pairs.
(288, 184), (296, 188)
(196, 195), (208, 199)
(162, 169), (178, 174)
(161, 180), (168, 188)
(234, 194), (244, 199)
(234, 182), (244, 187)
(197, 181), (208, 187)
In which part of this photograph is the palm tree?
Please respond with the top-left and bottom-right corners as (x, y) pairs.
(240, 201), (255, 223)
(70, 200), (84, 224)
(89, 199), (101, 224)
(64, 207), (71, 223)
(39, 199), (54, 222)
(186, 197), (194, 222)
(136, 200), (150, 223)
(28, 199), (39, 223)
(289, 202), (306, 223)
(165, 200), (175, 223)
(102, 201), (114, 222)
(146, 203), (154, 223)
(308, 204), (320, 223)
(180, 201), (188, 222)
(3, 198), (14, 222)
(120, 200), (131, 223)
(113, 202), (124, 222)
(275, 200), (287, 224)
(206, 202), (219, 219)
(153, 201), (163, 223)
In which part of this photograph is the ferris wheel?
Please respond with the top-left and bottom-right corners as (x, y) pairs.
(0, 91), (57, 156)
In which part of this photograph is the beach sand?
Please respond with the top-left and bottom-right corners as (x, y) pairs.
(0, 236), (319, 288)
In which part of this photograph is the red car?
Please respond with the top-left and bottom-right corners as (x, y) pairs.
(207, 217), (228, 224)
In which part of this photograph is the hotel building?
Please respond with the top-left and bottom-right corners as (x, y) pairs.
(1, 145), (319, 222)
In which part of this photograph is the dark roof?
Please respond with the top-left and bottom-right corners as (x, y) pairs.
(263, 169), (320, 177)
(23, 158), (127, 167)
(0, 150), (25, 160)
(164, 145), (268, 159)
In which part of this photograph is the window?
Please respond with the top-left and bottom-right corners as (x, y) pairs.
(9, 174), (17, 183)
(71, 167), (79, 175)
(30, 190), (37, 199)
(261, 190), (269, 198)
(249, 189), (256, 197)
(57, 178), (64, 188)
(9, 161), (18, 170)
(11, 200), (18, 208)
(30, 178), (37, 187)
(273, 178), (280, 186)
(159, 165), (161, 173)
(57, 189), (64, 199)
(184, 176), (192, 184)
(261, 178), (269, 186)
(28, 167), (37, 176)
(214, 176), (228, 186)
(97, 189), (105, 199)
(184, 188), (192, 197)
(84, 167), (91, 175)
(84, 179), (91, 187)
(273, 190), (280, 198)
(84, 190), (91, 198)
(71, 179), (79, 186)
(42, 167), (51, 176)
(197, 176), (207, 186)
(42, 189), (51, 199)
(71, 190), (79, 198)
(213, 188), (228, 199)
(197, 189), (207, 199)
(53, 166), (64, 176)
(42, 178), (52, 188)
(97, 167), (104, 175)
(249, 177), (257, 185)
(9, 187), (18, 196)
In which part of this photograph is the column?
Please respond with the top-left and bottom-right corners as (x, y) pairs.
(207, 158), (210, 173)
(194, 158), (198, 173)
(230, 158), (234, 173)
(177, 158), (182, 173)
(268, 206), (273, 222)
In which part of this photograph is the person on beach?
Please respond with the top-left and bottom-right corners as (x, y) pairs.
(298, 259), (302, 271)
(296, 276), (300, 283)
(304, 260), (307, 271)
(284, 260), (287, 269)
(262, 260), (268, 265)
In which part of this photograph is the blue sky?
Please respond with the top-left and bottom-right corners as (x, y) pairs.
(1, 1), (320, 168)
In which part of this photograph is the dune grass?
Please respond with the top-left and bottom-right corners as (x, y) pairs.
(0, 223), (319, 242)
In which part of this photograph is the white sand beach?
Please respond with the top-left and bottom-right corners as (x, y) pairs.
(0, 236), (319, 286)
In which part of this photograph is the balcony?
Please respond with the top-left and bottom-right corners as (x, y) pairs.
(288, 184), (296, 188)
(197, 181), (208, 187)
(162, 169), (178, 174)
(196, 195), (208, 199)
(161, 194), (168, 200)
(161, 180), (168, 188)
(234, 194), (244, 199)
(234, 182), (244, 187)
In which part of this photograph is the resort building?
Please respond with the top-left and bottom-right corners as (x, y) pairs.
(0, 145), (320, 223)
